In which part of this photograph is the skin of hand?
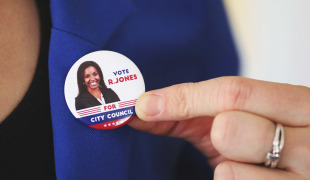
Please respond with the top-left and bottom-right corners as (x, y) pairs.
(129, 76), (310, 180)
(0, 0), (40, 123)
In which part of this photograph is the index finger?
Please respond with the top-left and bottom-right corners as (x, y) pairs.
(135, 76), (310, 126)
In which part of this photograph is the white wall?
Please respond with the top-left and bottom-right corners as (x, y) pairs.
(224, 1), (310, 87)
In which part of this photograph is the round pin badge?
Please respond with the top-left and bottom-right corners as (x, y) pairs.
(64, 51), (145, 130)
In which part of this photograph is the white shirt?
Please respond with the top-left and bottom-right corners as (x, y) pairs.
(96, 93), (106, 105)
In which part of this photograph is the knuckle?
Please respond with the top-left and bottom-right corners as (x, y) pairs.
(169, 83), (197, 119)
(217, 77), (251, 111)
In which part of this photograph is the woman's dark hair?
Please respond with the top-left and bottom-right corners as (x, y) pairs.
(77, 61), (107, 96)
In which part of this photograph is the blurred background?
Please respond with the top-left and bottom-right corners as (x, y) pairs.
(224, 1), (310, 87)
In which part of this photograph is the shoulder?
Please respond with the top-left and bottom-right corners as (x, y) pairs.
(75, 92), (91, 105)
(76, 91), (91, 100)
(104, 88), (116, 93)
(75, 92), (91, 110)
(103, 88), (118, 97)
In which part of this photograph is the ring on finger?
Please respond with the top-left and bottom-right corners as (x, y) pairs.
(265, 123), (285, 168)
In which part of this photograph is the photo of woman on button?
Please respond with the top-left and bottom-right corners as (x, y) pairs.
(75, 61), (120, 111)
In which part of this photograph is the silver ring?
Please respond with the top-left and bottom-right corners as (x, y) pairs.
(265, 123), (285, 168)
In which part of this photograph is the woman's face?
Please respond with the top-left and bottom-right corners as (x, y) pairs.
(83, 66), (100, 90)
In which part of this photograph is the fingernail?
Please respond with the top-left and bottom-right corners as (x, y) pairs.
(138, 94), (163, 116)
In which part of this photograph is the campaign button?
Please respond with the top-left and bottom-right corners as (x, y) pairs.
(64, 51), (145, 130)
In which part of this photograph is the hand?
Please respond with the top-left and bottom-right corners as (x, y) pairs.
(129, 76), (310, 179)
